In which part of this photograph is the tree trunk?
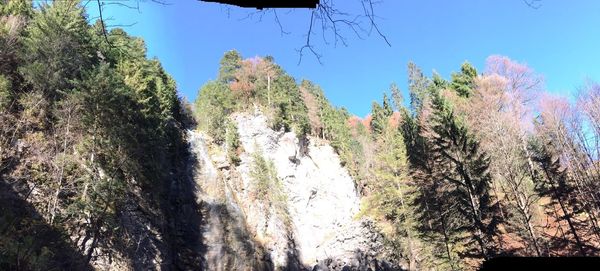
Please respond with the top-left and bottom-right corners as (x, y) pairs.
(541, 166), (587, 256)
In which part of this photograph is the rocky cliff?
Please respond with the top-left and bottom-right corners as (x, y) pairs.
(188, 111), (397, 270)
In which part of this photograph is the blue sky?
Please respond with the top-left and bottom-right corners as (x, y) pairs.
(86, 0), (600, 117)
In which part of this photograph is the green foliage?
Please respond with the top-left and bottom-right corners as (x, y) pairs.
(195, 81), (235, 143)
(269, 74), (310, 135)
(19, 0), (95, 99)
(529, 137), (588, 255)
(0, 182), (87, 270)
(203, 52), (311, 139)
(298, 80), (364, 177)
(0, 74), (11, 110)
(390, 82), (403, 111)
(218, 49), (242, 83)
(430, 72), (448, 92)
(225, 120), (241, 166)
(371, 94), (394, 137)
(450, 62), (478, 97)
(0, 0), (33, 17)
(151, 60), (180, 122)
(420, 91), (501, 259)
(249, 149), (292, 228)
(0, 2), (187, 268)
(382, 93), (393, 116)
(114, 48), (173, 127)
(364, 122), (421, 266)
(407, 62), (430, 112)
(370, 101), (386, 136)
(250, 150), (280, 203)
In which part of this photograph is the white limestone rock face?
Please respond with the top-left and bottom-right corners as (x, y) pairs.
(188, 112), (394, 270)
(233, 112), (364, 266)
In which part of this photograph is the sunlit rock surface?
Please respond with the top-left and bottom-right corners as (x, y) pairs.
(187, 112), (396, 270)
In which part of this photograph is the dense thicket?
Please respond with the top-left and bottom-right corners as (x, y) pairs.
(0, 0), (196, 269)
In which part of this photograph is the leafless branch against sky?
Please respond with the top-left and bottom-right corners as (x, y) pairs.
(61, 0), (540, 65)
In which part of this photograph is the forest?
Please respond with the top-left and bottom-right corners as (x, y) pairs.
(195, 50), (600, 269)
(0, 1), (201, 269)
(1, 0), (600, 270)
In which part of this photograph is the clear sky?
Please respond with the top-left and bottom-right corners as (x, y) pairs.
(86, 0), (600, 117)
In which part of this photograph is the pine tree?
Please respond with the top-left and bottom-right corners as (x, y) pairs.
(368, 122), (420, 269)
(390, 83), (403, 111)
(428, 91), (501, 259)
(370, 101), (386, 136)
(407, 62), (430, 113)
(0, 0), (33, 18)
(150, 59), (180, 124)
(250, 150), (280, 203)
(270, 74), (310, 136)
(194, 81), (235, 143)
(450, 62), (477, 98)
(19, 0), (95, 99)
(0, 2), (194, 268)
(407, 104), (464, 270)
(218, 49), (242, 83)
(225, 120), (241, 166)
(429, 72), (449, 93)
(299, 80), (324, 138)
(383, 93), (393, 117)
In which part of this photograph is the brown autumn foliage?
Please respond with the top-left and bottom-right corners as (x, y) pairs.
(300, 85), (324, 137)
(441, 56), (600, 257)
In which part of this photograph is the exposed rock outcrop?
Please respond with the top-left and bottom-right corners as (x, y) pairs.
(188, 111), (398, 270)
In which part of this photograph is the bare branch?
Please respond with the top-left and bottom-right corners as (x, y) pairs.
(523, 0), (542, 9)
(297, 10), (322, 65)
(361, 0), (390, 46)
(227, 0), (389, 64)
(96, 0), (112, 47)
(272, 10), (290, 35)
(95, 0), (390, 64)
(105, 22), (138, 28)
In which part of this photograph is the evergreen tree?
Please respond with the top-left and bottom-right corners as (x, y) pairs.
(406, 105), (463, 270)
(367, 122), (420, 269)
(218, 49), (242, 83)
(19, 0), (95, 99)
(250, 150), (281, 203)
(225, 120), (241, 166)
(450, 62), (478, 98)
(370, 101), (386, 135)
(382, 93), (393, 117)
(429, 72), (449, 93)
(150, 59), (180, 124)
(270, 74), (310, 136)
(194, 81), (235, 143)
(300, 80), (324, 138)
(428, 91), (501, 259)
(407, 62), (430, 113)
(0, 0), (33, 17)
(0, 2), (195, 268)
(390, 82), (403, 111)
